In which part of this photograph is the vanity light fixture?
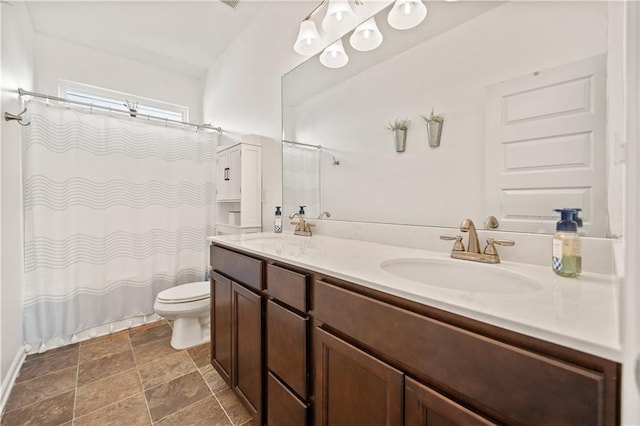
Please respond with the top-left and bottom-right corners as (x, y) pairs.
(322, 0), (357, 34)
(294, 19), (322, 55)
(387, 0), (427, 30)
(349, 16), (383, 52)
(320, 39), (349, 68)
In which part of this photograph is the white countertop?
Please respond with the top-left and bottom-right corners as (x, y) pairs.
(208, 232), (621, 362)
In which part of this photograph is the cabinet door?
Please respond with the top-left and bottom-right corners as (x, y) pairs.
(227, 145), (241, 200)
(314, 327), (403, 426)
(217, 149), (229, 200)
(232, 282), (263, 424)
(405, 378), (497, 426)
(267, 300), (308, 398)
(211, 272), (232, 383)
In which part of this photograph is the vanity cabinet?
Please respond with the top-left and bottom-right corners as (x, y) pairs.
(209, 242), (620, 426)
(314, 280), (618, 425)
(210, 245), (264, 425)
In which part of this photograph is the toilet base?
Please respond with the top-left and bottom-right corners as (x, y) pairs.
(170, 316), (211, 350)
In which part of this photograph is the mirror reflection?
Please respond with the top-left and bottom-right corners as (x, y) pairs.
(283, 1), (621, 237)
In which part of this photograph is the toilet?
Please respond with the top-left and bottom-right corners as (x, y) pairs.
(154, 281), (210, 350)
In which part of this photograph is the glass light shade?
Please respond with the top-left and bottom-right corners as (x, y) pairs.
(294, 20), (322, 55)
(387, 0), (427, 30)
(319, 39), (349, 69)
(349, 17), (383, 52)
(322, 0), (357, 34)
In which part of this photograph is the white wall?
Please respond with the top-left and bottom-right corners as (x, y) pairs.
(203, 2), (311, 229)
(288, 1), (607, 227)
(0, 0), (34, 405)
(34, 34), (204, 123)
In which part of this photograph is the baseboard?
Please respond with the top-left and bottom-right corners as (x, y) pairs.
(0, 346), (26, 416)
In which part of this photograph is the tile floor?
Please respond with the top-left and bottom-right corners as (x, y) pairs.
(1, 321), (253, 426)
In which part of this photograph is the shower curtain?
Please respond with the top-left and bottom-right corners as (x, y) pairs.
(282, 142), (320, 218)
(22, 101), (216, 350)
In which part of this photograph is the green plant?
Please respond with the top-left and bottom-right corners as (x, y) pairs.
(123, 99), (139, 112)
(387, 118), (410, 131)
(421, 108), (444, 123)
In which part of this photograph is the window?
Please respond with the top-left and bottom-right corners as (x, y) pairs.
(59, 80), (189, 122)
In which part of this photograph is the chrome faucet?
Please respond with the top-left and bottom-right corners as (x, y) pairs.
(440, 218), (514, 264)
(289, 212), (313, 236)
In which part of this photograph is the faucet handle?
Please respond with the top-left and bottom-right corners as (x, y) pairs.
(440, 235), (465, 252)
(484, 238), (515, 255)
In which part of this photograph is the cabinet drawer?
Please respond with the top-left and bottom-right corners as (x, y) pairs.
(211, 245), (263, 290)
(267, 300), (308, 399)
(268, 372), (308, 426)
(315, 280), (608, 425)
(267, 264), (308, 312)
(405, 377), (497, 426)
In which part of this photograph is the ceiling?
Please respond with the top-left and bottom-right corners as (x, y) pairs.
(25, 1), (266, 79)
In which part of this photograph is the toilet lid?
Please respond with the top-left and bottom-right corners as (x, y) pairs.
(157, 281), (210, 303)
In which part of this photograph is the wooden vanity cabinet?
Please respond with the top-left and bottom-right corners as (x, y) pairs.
(314, 279), (619, 425)
(209, 243), (621, 425)
(211, 245), (264, 425)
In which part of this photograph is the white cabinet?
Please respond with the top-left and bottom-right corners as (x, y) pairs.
(216, 141), (262, 235)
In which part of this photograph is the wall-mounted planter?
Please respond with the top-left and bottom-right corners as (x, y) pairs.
(426, 120), (443, 148)
(393, 129), (407, 152)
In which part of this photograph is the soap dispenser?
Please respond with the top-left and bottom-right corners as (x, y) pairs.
(552, 209), (582, 278)
(298, 205), (306, 219)
(274, 206), (282, 233)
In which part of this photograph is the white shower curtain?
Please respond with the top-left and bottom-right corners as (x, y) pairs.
(22, 101), (216, 350)
(282, 142), (320, 218)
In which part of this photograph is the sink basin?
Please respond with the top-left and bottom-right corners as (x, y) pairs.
(380, 258), (542, 294)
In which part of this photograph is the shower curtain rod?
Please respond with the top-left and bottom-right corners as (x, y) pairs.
(282, 139), (321, 149)
(12, 88), (223, 133)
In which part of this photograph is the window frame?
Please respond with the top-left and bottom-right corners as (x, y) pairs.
(58, 80), (189, 122)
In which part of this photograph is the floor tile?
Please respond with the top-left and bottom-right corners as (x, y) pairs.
(77, 348), (135, 386)
(0, 390), (75, 426)
(155, 395), (231, 426)
(75, 368), (142, 417)
(79, 333), (130, 364)
(144, 371), (211, 421)
(23, 343), (78, 364)
(200, 364), (229, 394)
(16, 348), (78, 383)
(132, 336), (177, 365)
(129, 323), (172, 347)
(216, 388), (252, 425)
(137, 351), (196, 390)
(73, 393), (151, 426)
(187, 343), (211, 368)
(4, 366), (77, 413)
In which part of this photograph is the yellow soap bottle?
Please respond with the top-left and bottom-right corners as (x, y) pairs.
(552, 209), (581, 278)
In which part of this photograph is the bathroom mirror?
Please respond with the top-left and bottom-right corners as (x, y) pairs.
(282, 1), (623, 238)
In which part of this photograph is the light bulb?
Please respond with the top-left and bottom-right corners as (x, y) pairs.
(349, 16), (383, 52)
(322, 0), (357, 33)
(319, 39), (349, 68)
(387, 0), (427, 30)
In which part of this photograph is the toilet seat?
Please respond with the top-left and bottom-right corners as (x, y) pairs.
(157, 281), (209, 304)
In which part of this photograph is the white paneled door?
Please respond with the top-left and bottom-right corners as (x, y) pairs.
(486, 54), (607, 236)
